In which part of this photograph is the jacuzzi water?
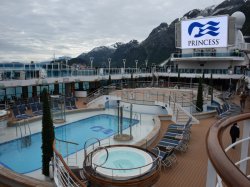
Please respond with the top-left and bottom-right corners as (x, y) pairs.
(92, 146), (153, 179)
(0, 114), (138, 174)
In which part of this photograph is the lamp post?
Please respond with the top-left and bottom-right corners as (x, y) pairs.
(66, 59), (68, 76)
(90, 57), (94, 69)
(135, 60), (138, 73)
(145, 59), (148, 73)
(229, 69), (233, 92)
(122, 59), (126, 69)
(108, 58), (111, 75)
(167, 67), (171, 87)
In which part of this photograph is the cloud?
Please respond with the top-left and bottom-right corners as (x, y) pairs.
(0, 0), (224, 62)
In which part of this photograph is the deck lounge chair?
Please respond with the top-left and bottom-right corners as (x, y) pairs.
(36, 103), (43, 114)
(30, 103), (42, 115)
(167, 117), (192, 133)
(224, 103), (241, 113)
(151, 147), (177, 168)
(216, 107), (230, 118)
(164, 131), (190, 142)
(70, 98), (78, 109)
(13, 107), (29, 120)
(158, 138), (188, 152)
(17, 105), (33, 118)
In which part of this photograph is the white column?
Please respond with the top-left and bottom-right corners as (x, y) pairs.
(240, 119), (250, 173)
(206, 160), (217, 187)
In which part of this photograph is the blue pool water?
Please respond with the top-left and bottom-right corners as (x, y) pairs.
(99, 150), (146, 171)
(0, 114), (138, 174)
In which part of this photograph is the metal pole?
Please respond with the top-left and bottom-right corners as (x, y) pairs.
(90, 57), (94, 69)
(120, 107), (123, 134)
(135, 60), (138, 73)
(123, 59), (126, 69)
(108, 58), (111, 75)
(130, 104), (132, 138)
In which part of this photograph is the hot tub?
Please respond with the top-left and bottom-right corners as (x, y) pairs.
(92, 146), (153, 180)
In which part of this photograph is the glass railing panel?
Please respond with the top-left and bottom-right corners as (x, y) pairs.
(172, 52), (244, 58)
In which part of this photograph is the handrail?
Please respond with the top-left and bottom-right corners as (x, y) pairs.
(53, 140), (86, 187)
(92, 156), (159, 172)
(206, 113), (250, 187)
(56, 138), (79, 145)
(86, 145), (160, 176)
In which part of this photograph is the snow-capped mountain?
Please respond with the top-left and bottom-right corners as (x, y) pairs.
(69, 0), (250, 67)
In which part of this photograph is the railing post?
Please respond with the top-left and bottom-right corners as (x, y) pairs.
(240, 119), (250, 173)
(66, 143), (68, 165)
(206, 160), (217, 187)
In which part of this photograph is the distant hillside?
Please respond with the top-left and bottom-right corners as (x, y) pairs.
(69, 0), (250, 68)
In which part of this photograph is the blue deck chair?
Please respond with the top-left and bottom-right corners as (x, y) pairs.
(216, 107), (230, 118)
(28, 97), (34, 104)
(30, 103), (42, 115)
(164, 131), (190, 142)
(167, 117), (192, 133)
(158, 138), (188, 152)
(65, 99), (73, 110)
(36, 103), (43, 114)
(70, 98), (78, 109)
(224, 103), (241, 113)
(17, 105), (32, 118)
(13, 107), (29, 120)
(151, 147), (176, 168)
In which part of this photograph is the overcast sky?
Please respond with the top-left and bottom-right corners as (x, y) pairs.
(0, 0), (224, 62)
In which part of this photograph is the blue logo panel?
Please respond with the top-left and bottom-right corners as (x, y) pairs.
(188, 21), (220, 38)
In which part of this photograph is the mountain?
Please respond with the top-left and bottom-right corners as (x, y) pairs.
(69, 0), (250, 67)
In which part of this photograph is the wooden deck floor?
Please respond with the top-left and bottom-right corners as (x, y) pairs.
(151, 95), (250, 187)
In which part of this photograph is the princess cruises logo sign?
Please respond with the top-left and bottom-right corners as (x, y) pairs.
(188, 21), (220, 38)
(181, 16), (228, 49)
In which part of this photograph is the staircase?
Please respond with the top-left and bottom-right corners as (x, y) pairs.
(169, 93), (199, 125)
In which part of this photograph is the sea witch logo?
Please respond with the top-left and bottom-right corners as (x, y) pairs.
(187, 21), (220, 47)
(181, 16), (228, 49)
(188, 21), (220, 38)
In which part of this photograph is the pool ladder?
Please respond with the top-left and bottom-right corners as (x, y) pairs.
(16, 119), (32, 148)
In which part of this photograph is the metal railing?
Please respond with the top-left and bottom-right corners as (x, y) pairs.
(53, 140), (86, 187)
(206, 113), (250, 187)
(171, 51), (245, 58)
(84, 145), (160, 180)
(16, 120), (32, 148)
(55, 138), (79, 166)
(216, 137), (250, 187)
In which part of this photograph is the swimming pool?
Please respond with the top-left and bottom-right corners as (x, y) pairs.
(0, 114), (138, 174)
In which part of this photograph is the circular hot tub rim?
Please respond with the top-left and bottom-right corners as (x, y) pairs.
(83, 145), (160, 183)
(91, 146), (153, 179)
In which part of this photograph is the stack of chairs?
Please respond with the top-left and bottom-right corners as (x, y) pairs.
(216, 102), (241, 119)
(158, 117), (192, 153)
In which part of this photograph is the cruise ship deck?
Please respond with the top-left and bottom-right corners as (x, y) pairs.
(0, 87), (249, 187)
(153, 95), (250, 186)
